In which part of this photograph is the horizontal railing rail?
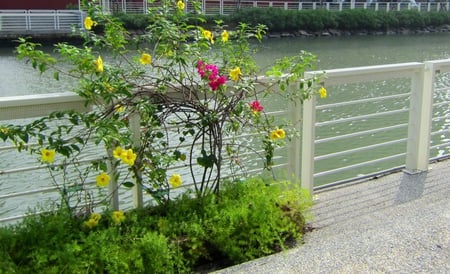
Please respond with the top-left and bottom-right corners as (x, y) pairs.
(0, 10), (84, 34)
(1, 60), (449, 224)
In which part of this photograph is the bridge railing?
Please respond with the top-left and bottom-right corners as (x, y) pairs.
(0, 9), (84, 33)
(1, 60), (449, 224)
(298, 60), (450, 190)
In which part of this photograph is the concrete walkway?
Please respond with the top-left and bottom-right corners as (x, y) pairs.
(215, 159), (450, 273)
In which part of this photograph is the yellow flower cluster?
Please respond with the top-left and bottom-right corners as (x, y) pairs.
(221, 30), (229, 42)
(139, 53), (152, 65)
(111, 210), (125, 224)
(203, 30), (214, 44)
(115, 104), (124, 113)
(41, 148), (56, 163)
(169, 174), (183, 188)
(94, 56), (103, 73)
(96, 172), (110, 187)
(84, 212), (101, 229)
(229, 67), (242, 82)
(319, 86), (327, 98)
(113, 146), (137, 166)
(269, 128), (286, 141)
(83, 16), (97, 30)
(177, 0), (185, 10)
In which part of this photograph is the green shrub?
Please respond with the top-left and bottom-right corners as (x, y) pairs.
(108, 8), (450, 33)
(114, 13), (150, 30)
(0, 178), (312, 272)
(206, 178), (311, 263)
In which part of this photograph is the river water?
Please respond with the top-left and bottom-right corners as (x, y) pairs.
(1, 33), (450, 221)
(2, 33), (450, 96)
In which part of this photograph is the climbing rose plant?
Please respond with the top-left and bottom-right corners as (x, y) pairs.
(0, 0), (323, 213)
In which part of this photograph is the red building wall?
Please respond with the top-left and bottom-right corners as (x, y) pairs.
(0, 0), (79, 9)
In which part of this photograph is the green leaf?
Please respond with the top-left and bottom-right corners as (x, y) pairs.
(197, 150), (216, 168)
(53, 71), (59, 81)
(123, 181), (135, 188)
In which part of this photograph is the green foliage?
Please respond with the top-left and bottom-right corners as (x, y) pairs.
(0, 178), (312, 272)
(113, 13), (151, 30)
(206, 178), (311, 263)
(3, 2), (320, 271)
(121, 8), (450, 33)
(3, 0), (322, 214)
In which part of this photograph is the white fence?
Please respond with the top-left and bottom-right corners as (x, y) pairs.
(0, 10), (84, 34)
(101, 0), (450, 14)
(1, 60), (449, 224)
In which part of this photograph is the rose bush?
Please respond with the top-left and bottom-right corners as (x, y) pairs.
(0, 0), (324, 214)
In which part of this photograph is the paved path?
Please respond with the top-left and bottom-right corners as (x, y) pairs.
(215, 159), (450, 273)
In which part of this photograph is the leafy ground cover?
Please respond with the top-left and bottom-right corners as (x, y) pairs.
(0, 178), (312, 273)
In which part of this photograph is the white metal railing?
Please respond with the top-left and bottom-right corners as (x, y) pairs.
(297, 60), (450, 190)
(0, 9), (84, 33)
(100, 0), (450, 14)
(1, 60), (449, 224)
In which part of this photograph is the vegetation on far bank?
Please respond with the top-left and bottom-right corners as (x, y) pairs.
(116, 8), (450, 34)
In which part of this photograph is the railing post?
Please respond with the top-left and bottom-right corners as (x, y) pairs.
(55, 11), (59, 30)
(301, 73), (317, 193)
(107, 148), (119, 210)
(288, 101), (302, 183)
(129, 112), (144, 208)
(405, 63), (434, 173)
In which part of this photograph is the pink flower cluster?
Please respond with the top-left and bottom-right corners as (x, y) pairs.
(249, 100), (263, 113)
(197, 60), (227, 91)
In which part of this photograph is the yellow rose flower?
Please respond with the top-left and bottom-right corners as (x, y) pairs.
(221, 30), (229, 42)
(229, 67), (242, 82)
(41, 148), (56, 163)
(169, 174), (182, 188)
(177, 0), (185, 10)
(94, 56), (103, 73)
(113, 146), (124, 160)
(319, 86), (327, 98)
(90, 212), (102, 222)
(84, 16), (96, 30)
(121, 149), (137, 166)
(115, 104), (124, 113)
(96, 172), (110, 187)
(84, 218), (98, 229)
(269, 128), (286, 141)
(111, 210), (125, 224)
(203, 30), (214, 44)
(139, 53), (152, 65)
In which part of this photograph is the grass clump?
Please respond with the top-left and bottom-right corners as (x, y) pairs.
(0, 178), (312, 273)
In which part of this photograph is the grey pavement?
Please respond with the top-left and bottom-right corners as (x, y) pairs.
(215, 159), (450, 273)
